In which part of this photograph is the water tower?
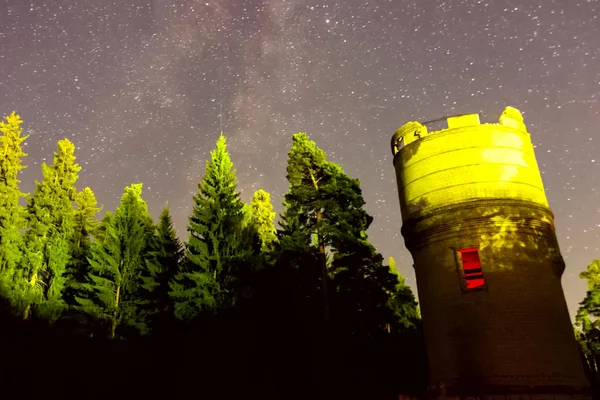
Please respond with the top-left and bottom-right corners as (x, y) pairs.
(390, 107), (589, 398)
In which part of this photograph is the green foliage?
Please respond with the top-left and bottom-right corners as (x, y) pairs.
(386, 257), (420, 329)
(11, 138), (81, 321)
(280, 133), (339, 320)
(0, 112), (28, 302)
(578, 260), (600, 320)
(64, 187), (102, 306)
(575, 259), (600, 386)
(0, 114), (423, 365)
(0, 113), (428, 396)
(76, 184), (157, 338)
(575, 324), (600, 387)
(283, 133), (341, 248)
(248, 189), (278, 262)
(142, 204), (182, 332)
(281, 132), (417, 335)
(170, 134), (251, 320)
(285, 134), (373, 242)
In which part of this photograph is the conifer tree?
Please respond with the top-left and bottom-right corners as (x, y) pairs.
(248, 189), (278, 263)
(281, 132), (411, 335)
(64, 187), (102, 306)
(0, 112), (28, 304)
(330, 237), (397, 336)
(170, 134), (250, 320)
(20, 138), (81, 321)
(282, 133), (378, 321)
(76, 184), (157, 338)
(575, 259), (600, 385)
(326, 172), (413, 336)
(142, 204), (182, 332)
(577, 259), (600, 321)
(93, 211), (111, 243)
(386, 257), (420, 330)
(281, 132), (341, 320)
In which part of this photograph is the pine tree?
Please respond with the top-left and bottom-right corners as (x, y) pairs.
(281, 132), (409, 335)
(76, 184), (157, 338)
(64, 187), (102, 307)
(19, 138), (81, 321)
(142, 204), (182, 333)
(263, 197), (323, 329)
(282, 133), (378, 321)
(170, 134), (250, 320)
(0, 112), (28, 306)
(281, 132), (342, 320)
(326, 173), (411, 336)
(330, 237), (398, 336)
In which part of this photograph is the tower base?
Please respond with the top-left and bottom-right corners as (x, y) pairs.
(428, 381), (592, 400)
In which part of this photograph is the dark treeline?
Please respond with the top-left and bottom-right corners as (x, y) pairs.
(0, 112), (426, 399)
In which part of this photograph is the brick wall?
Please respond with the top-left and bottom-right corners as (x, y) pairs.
(401, 199), (590, 397)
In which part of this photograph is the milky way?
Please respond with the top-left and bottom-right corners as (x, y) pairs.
(1, 0), (599, 318)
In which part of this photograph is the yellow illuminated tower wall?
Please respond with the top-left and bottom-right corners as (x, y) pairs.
(391, 107), (590, 398)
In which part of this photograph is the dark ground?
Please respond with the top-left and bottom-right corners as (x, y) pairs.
(0, 305), (427, 400)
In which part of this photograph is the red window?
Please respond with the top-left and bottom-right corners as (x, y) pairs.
(459, 248), (485, 289)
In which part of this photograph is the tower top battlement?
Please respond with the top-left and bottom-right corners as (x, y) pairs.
(391, 106), (527, 156)
(390, 105), (548, 219)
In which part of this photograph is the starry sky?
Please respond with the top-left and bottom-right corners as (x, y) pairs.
(1, 0), (599, 319)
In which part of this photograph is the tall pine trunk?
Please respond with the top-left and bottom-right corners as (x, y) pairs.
(310, 170), (329, 321)
(317, 212), (329, 322)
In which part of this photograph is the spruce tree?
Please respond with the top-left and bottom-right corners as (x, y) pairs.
(142, 204), (182, 333)
(0, 112), (28, 305)
(64, 187), (102, 306)
(20, 138), (81, 321)
(76, 184), (157, 338)
(170, 134), (250, 320)
(248, 189), (278, 263)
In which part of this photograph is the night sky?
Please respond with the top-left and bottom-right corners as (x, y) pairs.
(1, 0), (599, 319)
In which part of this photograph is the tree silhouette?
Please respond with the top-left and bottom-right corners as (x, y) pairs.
(170, 134), (252, 320)
(281, 132), (341, 321)
(64, 187), (102, 307)
(19, 139), (81, 321)
(387, 256), (420, 331)
(0, 112), (28, 309)
(142, 204), (182, 334)
(77, 184), (156, 338)
(0, 116), (429, 399)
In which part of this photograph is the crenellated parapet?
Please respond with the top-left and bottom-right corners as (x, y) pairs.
(391, 106), (528, 156)
(391, 106), (548, 222)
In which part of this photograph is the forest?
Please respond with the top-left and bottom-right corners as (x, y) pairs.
(0, 110), (598, 399)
